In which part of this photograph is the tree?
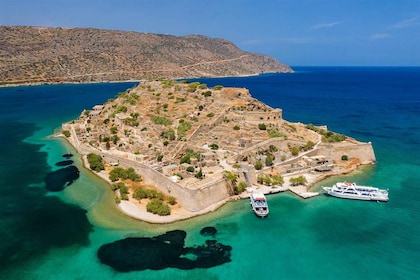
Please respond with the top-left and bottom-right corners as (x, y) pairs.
(254, 161), (263, 170)
(223, 170), (238, 195)
(235, 181), (247, 195)
(146, 199), (171, 216)
(265, 155), (274, 166)
(195, 168), (204, 179)
(290, 175), (307, 186)
(87, 153), (104, 172)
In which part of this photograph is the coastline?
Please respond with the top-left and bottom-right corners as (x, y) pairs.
(69, 134), (365, 224)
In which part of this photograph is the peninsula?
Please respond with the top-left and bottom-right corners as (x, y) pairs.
(0, 26), (292, 86)
(62, 79), (376, 223)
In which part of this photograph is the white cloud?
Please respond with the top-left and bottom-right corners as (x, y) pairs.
(310, 21), (340, 30)
(390, 16), (420, 29)
(370, 33), (391, 40)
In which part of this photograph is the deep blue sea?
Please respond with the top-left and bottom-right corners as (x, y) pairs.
(0, 67), (419, 279)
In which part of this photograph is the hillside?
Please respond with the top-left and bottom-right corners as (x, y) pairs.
(0, 26), (292, 85)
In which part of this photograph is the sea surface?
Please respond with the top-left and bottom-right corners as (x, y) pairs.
(0, 67), (419, 279)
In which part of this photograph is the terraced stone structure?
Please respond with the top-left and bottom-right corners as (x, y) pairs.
(63, 80), (375, 212)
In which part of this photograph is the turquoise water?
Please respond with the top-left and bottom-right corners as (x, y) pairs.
(0, 68), (419, 279)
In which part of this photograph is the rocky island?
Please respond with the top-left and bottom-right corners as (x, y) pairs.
(62, 79), (376, 223)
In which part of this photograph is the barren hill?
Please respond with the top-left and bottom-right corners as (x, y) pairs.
(0, 26), (292, 85)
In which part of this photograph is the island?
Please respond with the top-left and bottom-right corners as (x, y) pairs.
(61, 79), (376, 223)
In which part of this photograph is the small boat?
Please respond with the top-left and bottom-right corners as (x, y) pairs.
(323, 182), (389, 202)
(250, 192), (269, 217)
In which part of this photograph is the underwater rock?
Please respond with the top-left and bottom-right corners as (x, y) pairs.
(200, 226), (217, 237)
(62, 153), (73, 158)
(44, 165), (80, 192)
(55, 160), (74, 166)
(97, 229), (232, 272)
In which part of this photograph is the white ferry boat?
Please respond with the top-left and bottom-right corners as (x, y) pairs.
(250, 192), (269, 217)
(323, 182), (389, 202)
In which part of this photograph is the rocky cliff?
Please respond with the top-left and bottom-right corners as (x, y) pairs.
(0, 26), (292, 85)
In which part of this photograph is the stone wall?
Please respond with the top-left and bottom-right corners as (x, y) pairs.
(100, 152), (230, 212)
(316, 141), (376, 163)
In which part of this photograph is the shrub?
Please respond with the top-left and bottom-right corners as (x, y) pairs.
(87, 153), (104, 172)
(133, 188), (149, 200)
(146, 199), (171, 216)
(290, 175), (307, 186)
(209, 143), (219, 150)
(265, 155), (274, 166)
(254, 161), (263, 170)
(213, 85), (223, 90)
(186, 166), (195, 172)
(267, 128), (287, 138)
(62, 130), (70, 137)
(168, 196), (177, 205)
(177, 121), (192, 139)
(151, 115), (172, 126)
(235, 181), (247, 194)
(161, 128), (176, 140)
(341, 155), (349, 161)
(258, 123), (267, 130)
(233, 125), (240, 130)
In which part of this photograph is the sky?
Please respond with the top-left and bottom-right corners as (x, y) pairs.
(1, 0), (420, 66)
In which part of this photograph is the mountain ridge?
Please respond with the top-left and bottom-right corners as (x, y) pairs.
(0, 26), (292, 85)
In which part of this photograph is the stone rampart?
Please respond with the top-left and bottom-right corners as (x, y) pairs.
(316, 141), (376, 163)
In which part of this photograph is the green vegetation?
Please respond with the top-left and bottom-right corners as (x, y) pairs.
(110, 126), (118, 134)
(236, 181), (247, 194)
(233, 125), (240, 130)
(290, 146), (300, 156)
(195, 168), (204, 179)
(290, 175), (307, 186)
(341, 155), (349, 161)
(146, 199), (171, 216)
(258, 123), (267, 130)
(151, 115), (172, 126)
(306, 124), (346, 142)
(62, 130), (70, 137)
(257, 173), (284, 186)
(267, 128), (287, 138)
(212, 85), (223, 90)
(209, 143), (219, 150)
(161, 128), (176, 140)
(87, 153), (104, 172)
(168, 196), (177, 205)
(133, 188), (164, 200)
(202, 91), (212, 97)
(112, 182), (129, 200)
(175, 97), (186, 103)
(115, 105), (128, 113)
(109, 167), (141, 182)
(123, 117), (139, 127)
(180, 148), (201, 164)
(177, 121), (192, 139)
(303, 141), (315, 151)
(254, 161), (263, 170)
(224, 170), (244, 195)
(265, 155), (274, 166)
(206, 112), (215, 118)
